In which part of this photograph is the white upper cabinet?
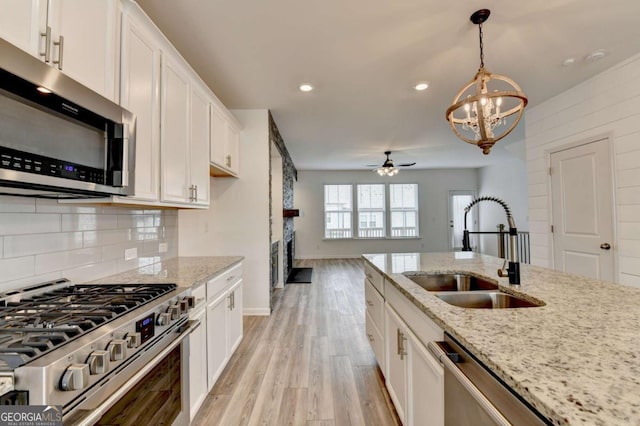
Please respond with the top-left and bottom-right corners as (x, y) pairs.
(210, 104), (241, 177)
(160, 52), (191, 204)
(120, 4), (160, 202)
(189, 84), (211, 206)
(0, 0), (118, 101)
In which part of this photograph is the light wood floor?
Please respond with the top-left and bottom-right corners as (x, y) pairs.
(193, 258), (400, 426)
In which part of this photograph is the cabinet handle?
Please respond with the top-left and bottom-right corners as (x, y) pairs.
(397, 329), (407, 360)
(189, 185), (196, 202)
(53, 35), (64, 70)
(194, 185), (198, 202)
(40, 26), (51, 63)
(228, 294), (233, 310)
(367, 333), (374, 343)
(365, 273), (373, 279)
(231, 291), (235, 310)
(366, 300), (374, 307)
(225, 155), (231, 168)
(227, 275), (235, 282)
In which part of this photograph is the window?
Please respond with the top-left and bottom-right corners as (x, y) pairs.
(324, 183), (420, 239)
(324, 184), (353, 238)
(357, 184), (385, 238)
(389, 184), (419, 237)
(449, 191), (476, 250)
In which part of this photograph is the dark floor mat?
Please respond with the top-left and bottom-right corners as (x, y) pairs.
(287, 267), (313, 284)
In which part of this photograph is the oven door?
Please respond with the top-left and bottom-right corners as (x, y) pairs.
(65, 319), (200, 426)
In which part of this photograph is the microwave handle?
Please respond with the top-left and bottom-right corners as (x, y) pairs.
(120, 125), (129, 188)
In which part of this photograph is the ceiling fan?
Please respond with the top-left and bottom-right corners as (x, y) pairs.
(367, 151), (416, 176)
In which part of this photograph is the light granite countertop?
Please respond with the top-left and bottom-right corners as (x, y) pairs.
(363, 252), (640, 426)
(89, 256), (243, 289)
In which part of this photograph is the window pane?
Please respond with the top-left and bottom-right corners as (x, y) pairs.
(451, 194), (474, 248)
(357, 184), (385, 238)
(390, 184), (418, 237)
(325, 185), (352, 238)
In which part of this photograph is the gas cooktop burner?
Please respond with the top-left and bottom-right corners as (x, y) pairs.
(0, 282), (177, 368)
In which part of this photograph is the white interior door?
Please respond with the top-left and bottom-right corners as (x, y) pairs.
(448, 191), (476, 251)
(550, 138), (614, 281)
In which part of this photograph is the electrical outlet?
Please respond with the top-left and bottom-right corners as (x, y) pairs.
(124, 247), (137, 261)
(159, 243), (168, 253)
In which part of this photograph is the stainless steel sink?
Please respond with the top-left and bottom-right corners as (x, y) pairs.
(436, 292), (543, 309)
(404, 273), (498, 292)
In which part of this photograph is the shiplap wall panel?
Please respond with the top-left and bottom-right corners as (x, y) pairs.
(525, 52), (640, 286)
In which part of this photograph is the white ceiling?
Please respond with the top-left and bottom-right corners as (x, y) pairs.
(136, 0), (640, 171)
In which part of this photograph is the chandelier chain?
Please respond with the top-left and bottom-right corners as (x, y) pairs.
(478, 22), (484, 68)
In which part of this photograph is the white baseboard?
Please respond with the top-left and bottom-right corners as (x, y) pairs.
(295, 255), (361, 260)
(243, 308), (271, 316)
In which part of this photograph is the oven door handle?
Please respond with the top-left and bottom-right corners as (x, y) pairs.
(73, 319), (198, 426)
(428, 341), (511, 426)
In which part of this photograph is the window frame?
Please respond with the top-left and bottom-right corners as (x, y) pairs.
(388, 183), (420, 238)
(323, 184), (354, 239)
(356, 183), (387, 238)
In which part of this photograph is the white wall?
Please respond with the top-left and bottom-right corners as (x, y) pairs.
(477, 150), (529, 256)
(179, 109), (271, 314)
(0, 197), (178, 292)
(294, 169), (478, 259)
(525, 53), (640, 286)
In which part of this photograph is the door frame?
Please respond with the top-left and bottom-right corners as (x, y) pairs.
(448, 190), (477, 251)
(546, 133), (618, 280)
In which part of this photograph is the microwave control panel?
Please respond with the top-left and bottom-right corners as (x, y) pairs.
(0, 146), (105, 184)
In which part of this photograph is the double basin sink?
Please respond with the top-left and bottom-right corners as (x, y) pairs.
(403, 273), (544, 309)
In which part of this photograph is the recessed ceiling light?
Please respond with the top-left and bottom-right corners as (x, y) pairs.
(36, 86), (52, 94)
(562, 58), (576, 67)
(585, 49), (608, 62)
(299, 83), (314, 92)
(414, 82), (429, 91)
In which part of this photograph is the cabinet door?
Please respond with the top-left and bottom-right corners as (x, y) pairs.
(48, 0), (118, 100)
(0, 0), (44, 56)
(407, 329), (444, 426)
(120, 8), (160, 201)
(385, 303), (407, 424)
(189, 307), (207, 420)
(227, 279), (243, 354)
(226, 123), (240, 175)
(210, 105), (229, 168)
(189, 86), (211, 206)
(160, 53), (190, 204)
(206, 291), (229, 391)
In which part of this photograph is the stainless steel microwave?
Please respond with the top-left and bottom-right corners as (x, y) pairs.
(0, 37), (135, 199)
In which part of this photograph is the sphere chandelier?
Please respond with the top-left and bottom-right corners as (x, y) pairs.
(445, 9), (528, 155)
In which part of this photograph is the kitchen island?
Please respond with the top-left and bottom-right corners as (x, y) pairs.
(364, 252), (640, 426)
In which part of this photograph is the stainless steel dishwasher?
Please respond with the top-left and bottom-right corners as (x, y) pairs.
(428, 334), (551, 426)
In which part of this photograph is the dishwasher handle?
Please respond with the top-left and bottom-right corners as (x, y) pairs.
(428, 341), (511, 426)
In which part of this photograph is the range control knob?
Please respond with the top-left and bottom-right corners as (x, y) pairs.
(179, 300), (188, 313)
(183, 296), (196, 309)
(125, 332), (141, 349)
(87, 350), (110, 375)
(107, 339), (127, 361)
(157, 312), (171, 326)
(60, 364), (89, 391)
(168, 305), (180, 320)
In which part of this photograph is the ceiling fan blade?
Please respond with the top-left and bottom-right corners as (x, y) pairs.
(398, 162), (416, 167)
(365, 164), (380, 168)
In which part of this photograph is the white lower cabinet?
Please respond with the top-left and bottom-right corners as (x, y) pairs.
(206, 290), (229, 388)
(205, 263), (244, 391)
(365, 261), (444, 426)
(385, 304), (408, 424)
(188, 305), (207, 421)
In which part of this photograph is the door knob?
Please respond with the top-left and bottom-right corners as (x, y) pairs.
(600, 243), (611, 250)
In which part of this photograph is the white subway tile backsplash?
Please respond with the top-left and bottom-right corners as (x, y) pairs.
(0, 257), (35, 282)
(4, 232), (83, 258)
(83, 229), (132, 248)
(35, 247), (102, 275)
(0, 196), (35, 213)
(0, 200), (179, 291)
(0, 213), (60, 235)
(61, 214), (119, 232)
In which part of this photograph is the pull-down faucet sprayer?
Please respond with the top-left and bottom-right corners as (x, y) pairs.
(461, 196), (520, 285)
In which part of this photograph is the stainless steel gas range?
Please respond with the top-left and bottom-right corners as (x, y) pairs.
(0, 278), (197, 425)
